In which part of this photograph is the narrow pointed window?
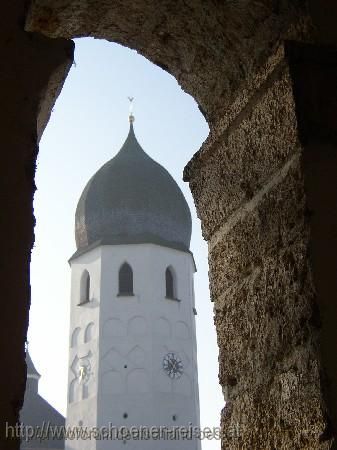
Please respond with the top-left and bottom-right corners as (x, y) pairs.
(118, 263), (134, 296)
(79, 270), (90, 305)
(165, 267), (175, 299)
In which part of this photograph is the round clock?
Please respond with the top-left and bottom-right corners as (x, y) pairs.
(163, 352), (183, 379)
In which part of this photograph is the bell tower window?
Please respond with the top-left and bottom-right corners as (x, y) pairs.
(79, 270), (91, 305)
(165, 267), (176, 299)
(118, 263), (134, 296)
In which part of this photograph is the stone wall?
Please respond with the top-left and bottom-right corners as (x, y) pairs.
(290, 42), (337, 447)
(184, 44), (332, 448)
(0, 3), (73, 449)
(1, 1), (337, 449)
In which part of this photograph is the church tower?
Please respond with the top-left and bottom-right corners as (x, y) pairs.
(66, 114), (201, 450)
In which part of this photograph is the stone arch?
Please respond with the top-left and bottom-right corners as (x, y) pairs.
(127, 316), (147, 337)
(84, 322), (94, 343)
(3, 2), (335, 449)
(101, 347), (124, 372)
(127, 345), (146, 366)
(103, 317), (125, 338)
(71, 327), (81, 348)
(25, 0), (297, 128)
(153, 317), (171, 338)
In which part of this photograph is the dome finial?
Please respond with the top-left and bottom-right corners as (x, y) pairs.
(128, 96), (135, 123)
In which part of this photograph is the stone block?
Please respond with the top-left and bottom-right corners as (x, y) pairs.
(208, 157), (306, 296)
(189, 66), (299, 240)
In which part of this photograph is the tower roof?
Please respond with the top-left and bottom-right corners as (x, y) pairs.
(22, 351), (65, 449)
(73, 122), (192, 257)
(26, 351), (41, 379)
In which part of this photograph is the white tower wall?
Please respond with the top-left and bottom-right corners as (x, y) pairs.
(66, 243), (201, 450)
(66, 247), (101, 450)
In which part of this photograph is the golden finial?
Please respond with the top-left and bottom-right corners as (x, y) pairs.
(128, 96), (135, 123)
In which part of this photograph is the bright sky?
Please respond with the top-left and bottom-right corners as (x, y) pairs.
(28, 37), (223, 449)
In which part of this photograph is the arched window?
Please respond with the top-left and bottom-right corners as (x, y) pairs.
(118, 263), (134, 296)
(165, 267), (176, 299)
(79, 270), (90, 305)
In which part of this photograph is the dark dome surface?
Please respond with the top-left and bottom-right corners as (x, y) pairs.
(74, 123), (192, 255)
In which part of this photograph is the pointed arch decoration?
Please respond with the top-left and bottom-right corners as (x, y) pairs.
(71, 327), (81, 348)
(84, 322), (94, 343)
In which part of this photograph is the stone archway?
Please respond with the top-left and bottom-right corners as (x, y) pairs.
(2, 1), (337, 449)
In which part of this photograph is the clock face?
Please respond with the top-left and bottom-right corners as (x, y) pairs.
(163, 352), (183, 379)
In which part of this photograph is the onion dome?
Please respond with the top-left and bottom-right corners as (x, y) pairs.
(73, 119), (192, 257)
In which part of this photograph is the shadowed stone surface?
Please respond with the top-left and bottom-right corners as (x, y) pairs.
(26, 0), (309, 124)
(211, 160), (329, 448)
(0, 3), (73, 449)
(186, 62), (300, 240)
(1, 1), (337, 449)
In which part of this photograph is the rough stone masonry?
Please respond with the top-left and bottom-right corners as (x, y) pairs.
(1, 0), (337, 448)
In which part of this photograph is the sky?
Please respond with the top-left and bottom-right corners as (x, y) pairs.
(28, 37), (223, 449)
